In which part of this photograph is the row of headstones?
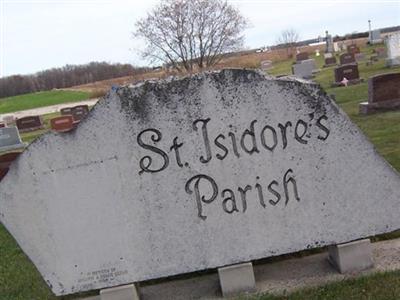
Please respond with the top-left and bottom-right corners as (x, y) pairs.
(329, 47), (400, 114)
(292, 32), (400, 81)
(261, 32), (399, 77)
(53, 105), (90, 132)
(330, 45), (396, 88)
(330, 32), (400, 68)
(0, 105), (91, 179)
(0, 105), (90, 134)
(292, 45), (387, 81)
(292, 49), (400, 116)
(291, 44), (365, 80)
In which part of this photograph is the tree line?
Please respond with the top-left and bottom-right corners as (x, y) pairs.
(0, 62), (149, 98)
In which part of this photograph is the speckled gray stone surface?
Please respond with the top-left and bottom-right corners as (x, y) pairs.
(0, 69), (399, 296)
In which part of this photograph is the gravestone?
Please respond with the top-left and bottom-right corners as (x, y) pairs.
(333, 42), (339, 52)
(61, 105), (90, 122)
(0, 127), (26, 152)
(354, 53), (366, 62)
(324, 53), (333, 59)
(0, 152), (21, 181)
(51, 116), (75, 132)
(301, 58), (317, 69)
(347, 45), (360, 55)
(16, 116), (43, 133)
(385, 33), (400, 67)
(325, 31), (334, 53)
(369, 29), (382, 44)
(1, 70), (400, 296)
(60, 107), (74, 115)
(72, 105), (90, 122)
(296, 52), (309, 62)
(260, 60), (273, 71)
(324, 56), (337, 67)
(333, 64), (361, 86)
(340, 53), (356, 65)
(292, 59), (317, 79)
(359, 73), (400, 114)
(375, 47), (386, 59)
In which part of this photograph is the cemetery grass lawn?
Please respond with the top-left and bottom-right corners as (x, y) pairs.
(0, 223), (96, 300)
(0, 90), (90, 114)
(244, 270), (400, 300)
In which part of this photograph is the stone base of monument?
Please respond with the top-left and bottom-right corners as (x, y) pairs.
(18, 125), (44, 133)
(100, 283), (140, 300)
(370, 39), (383, 45)
(331, 78), (363, 88)
(328, 239), (374, 274)
(359, 99), (400, 115)
(386, 58), (400, 67)
(218, 262), (256, 297)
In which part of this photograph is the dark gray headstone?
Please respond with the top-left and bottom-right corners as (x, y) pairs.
(334, 63), (360, 83)
(16, 116), (43, 133)
(0, 127), (26, 152)
(292, 59), (317, 79)
(340, 53), (356, 65)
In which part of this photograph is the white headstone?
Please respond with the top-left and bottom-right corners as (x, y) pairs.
(385, 33), (400, 67)
(0, 127), (26, 152)
(333, 42), (339, 52)
(1, 70), (400, 296)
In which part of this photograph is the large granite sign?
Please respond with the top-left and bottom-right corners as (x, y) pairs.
(0, 69), (399, 296)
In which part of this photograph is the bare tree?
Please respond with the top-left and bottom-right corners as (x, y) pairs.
(134, 0), (247, 72)
(276, 29), (300, 58)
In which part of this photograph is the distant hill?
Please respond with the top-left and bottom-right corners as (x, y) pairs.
(0, 62), (150, 99)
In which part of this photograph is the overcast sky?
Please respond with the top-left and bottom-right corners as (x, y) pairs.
(1, 0), (399, 77)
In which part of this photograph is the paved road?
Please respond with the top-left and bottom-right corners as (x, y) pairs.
(0, 98), (99, 121)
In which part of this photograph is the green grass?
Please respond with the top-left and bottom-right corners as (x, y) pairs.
(1, 43), (400, 299)
(0, 90), (90, 114)
(242, 270), (400, 300)
(0, 224), (95, 300)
